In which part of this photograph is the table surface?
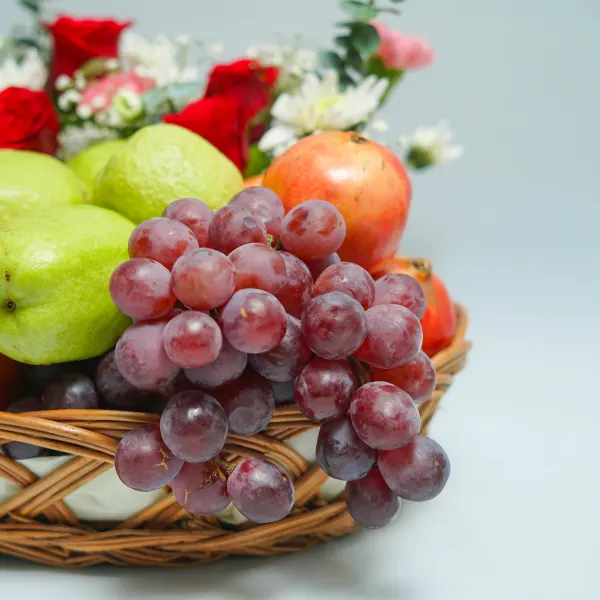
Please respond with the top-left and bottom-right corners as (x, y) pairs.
(1, 0), (599, 598)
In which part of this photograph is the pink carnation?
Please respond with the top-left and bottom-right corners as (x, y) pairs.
(371, 21), (434, 70)
(79, 72), (156, 113)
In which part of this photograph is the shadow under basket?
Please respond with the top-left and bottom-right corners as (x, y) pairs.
(0, 306), (471, 568)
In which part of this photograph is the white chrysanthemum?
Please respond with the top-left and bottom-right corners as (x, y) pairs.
(0, 49), (47, 91)
(120, 32), (199, 87)
(259, 70), (388, 156)
(58, 124), (119, 159)
(400, 120), (463, 165)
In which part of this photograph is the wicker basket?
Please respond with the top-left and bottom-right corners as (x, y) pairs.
(0, 306), (470, 568)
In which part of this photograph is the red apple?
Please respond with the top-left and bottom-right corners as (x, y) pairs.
(263, 131), (411, 270)
(370, 256), (456, 357)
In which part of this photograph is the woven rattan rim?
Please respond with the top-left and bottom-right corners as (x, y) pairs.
(0, 305), (471, 568)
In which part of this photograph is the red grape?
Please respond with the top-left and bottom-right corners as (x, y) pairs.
(349, 382), (420, 450)
(162, 311), (222, 369)
(209, 205), (267, 254)
(44, 373), (99, 410)
(373, 273), (427, 318)
(304, 253), (341, 280)
(294, 358), (355, 421)
(378, 434), (451, 501)
(227, 457), (295, 523)
(371, 351), (436, 405)
(109, 258), (175, 320)
(314, 262), (375, 309)
(281, 200), (346, 260)
(248, 315), (311, 382)
(160, 390), (228, 462)
(171, 248), (235, 310)
(355, 304), (422, 369)
(163, 197), (213, 246)
(275, 252), (313, 319)
(115, 424), (183, 491)
(346, 468), (399, 529)
(300, 292), (367, 359)
(128, 217), (199, 270)
(214, 371), (274, 435)
(115, 321), (180, 390)
(184, 340), (247, 389)
(229, 243), (286, 294)
(229, 187), (284, 240)
(271, 380), (295, 405)
(156, 370), (197, 400)
(3, 397), (46, 459)
(220, 289), (286, 354)
(95, 351), (157, 409)
(316, 416), (376, 481)
(171, 460), (230, 516)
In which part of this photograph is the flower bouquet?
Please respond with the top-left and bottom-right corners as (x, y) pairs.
(0, 0), (470, 567)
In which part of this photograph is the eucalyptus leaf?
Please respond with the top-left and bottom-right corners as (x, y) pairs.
(167, 81), (204, 109)
(142, 87), (171, 115)
(340, 1), (378, 22)
(19, 0), (43, 14)
(334, 35), (353, 51)
(346, 46), (364, 72)
(319, 50), (345, 70)
(350, 23), (380, 57)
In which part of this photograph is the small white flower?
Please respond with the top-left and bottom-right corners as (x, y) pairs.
(259, 70), (388, 156)
(57, 89), (81, 112)
(91, 96), (106, 110)
(121, 31), (199, 87)
(76, 104), (93, 120)
(58, 124), (119, 159)
(400, 120), (463, 166)
(106, 58), (119, 71)
(74, 72), (86, 90)
(55, 74), (72, 92)
(0, 49), (47, 91)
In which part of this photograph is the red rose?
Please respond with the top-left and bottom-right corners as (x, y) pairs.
(44, 15), (132, 81)
(0, 87), (60, 155)
(205, 59), (279, 142)
(164, 95), (249, 171)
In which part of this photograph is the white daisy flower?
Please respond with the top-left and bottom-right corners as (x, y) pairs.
(58, 124), (119, 159)
(120, 32), (199, 87)
(400, 120), (463, 168)
(0, 49), (47, 91)
(259, 70), (388, 156)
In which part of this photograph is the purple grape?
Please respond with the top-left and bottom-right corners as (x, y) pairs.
(373, 273), (427, 318)
(275, 252), (313, 319)
(229, 187), (284, 240)
(220, 289), (286, 354)
(115, 423), (183, 491)
(346, 468), (400, 529)
(316, 416), (376, 481)
(160, 390), (228, 462)
(184, 340), (247, 390)
(214, 371), (274, 435)
(3, 397), (46, 459)
(229, 243), (286, 294)
(304, 253), (341, 280)
(115, 321), (180, 390)
(171, 460), (230, 516)
(248, 314), (311, 382)
(209, 205), (267, 254)
(300, 292), (367, 359)
(294, 357), (355, 421)
(44, 373), (99, 410)
(163, 197), (213, 246)
(271, 380), (295, 405)
(378, 435), (451, 501)
(313, 262), (375, 309)
(227, 457), (295, 523)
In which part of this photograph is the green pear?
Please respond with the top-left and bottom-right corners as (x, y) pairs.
(66, 139), (126, 187)
(93, 124), (244, 223)
(0, 205), (135, 364)
(0, 150), (89, 227)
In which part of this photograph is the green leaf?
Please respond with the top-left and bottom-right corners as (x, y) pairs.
(244, 145), (272, 178)
(19, 0), (43, 14)
(349, 23), (380, 57)
(346, 46), (363, 72)
(334, 35), (353, 51)
(363, 56), (404, 105)
(340, 1), (378, 22)
(319, 50), (345, 70)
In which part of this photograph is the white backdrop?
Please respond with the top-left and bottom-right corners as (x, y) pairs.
(1, 1), (599, 598)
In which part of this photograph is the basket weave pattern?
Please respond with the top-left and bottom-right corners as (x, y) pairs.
(0, 307), (470, 568)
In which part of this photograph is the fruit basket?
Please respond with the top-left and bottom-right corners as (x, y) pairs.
(0, 306), (469, 568)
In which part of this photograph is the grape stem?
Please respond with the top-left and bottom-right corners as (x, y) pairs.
(213, 456), (235, 482)
(347, 356), (371, 386)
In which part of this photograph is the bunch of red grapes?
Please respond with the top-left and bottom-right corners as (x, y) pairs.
(109, 188), (450, 528)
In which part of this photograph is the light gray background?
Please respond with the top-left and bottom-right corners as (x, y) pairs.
(2, 0), (599, 598)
